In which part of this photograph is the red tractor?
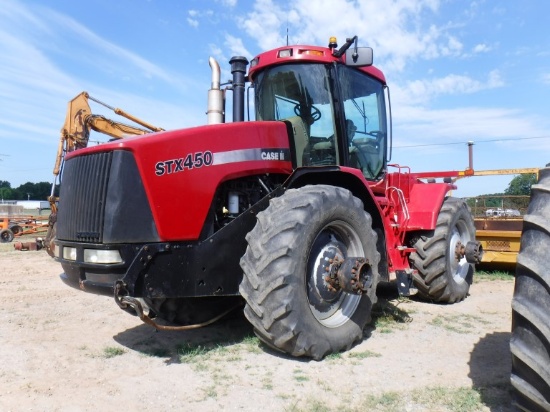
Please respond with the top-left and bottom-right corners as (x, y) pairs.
(53, 36), (482, 359)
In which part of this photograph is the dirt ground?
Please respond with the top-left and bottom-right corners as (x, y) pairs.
(0, 239), (514, 412)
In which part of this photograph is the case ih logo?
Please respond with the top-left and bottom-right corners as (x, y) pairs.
(260, 149), (287, 161)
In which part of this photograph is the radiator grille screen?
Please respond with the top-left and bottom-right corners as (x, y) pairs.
(57, 152), (113, 242)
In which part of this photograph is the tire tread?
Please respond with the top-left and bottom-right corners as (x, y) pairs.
(511, 167), (550, 411)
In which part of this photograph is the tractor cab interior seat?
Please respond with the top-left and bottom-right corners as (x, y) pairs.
(283, 116), (310, 167)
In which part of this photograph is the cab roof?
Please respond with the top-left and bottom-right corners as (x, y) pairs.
(248, 44), (386, 84)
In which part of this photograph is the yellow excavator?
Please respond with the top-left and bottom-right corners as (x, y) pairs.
(45, 92), (163, 256)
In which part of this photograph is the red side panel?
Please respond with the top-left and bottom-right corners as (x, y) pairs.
(406, 183), (452, 230)
(69, 121), (293, 241)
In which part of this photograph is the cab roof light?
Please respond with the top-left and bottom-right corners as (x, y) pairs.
(277, 49), (293, 58)
(298, 49), (324, 56)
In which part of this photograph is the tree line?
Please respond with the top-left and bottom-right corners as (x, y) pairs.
(0, 173), (536, 203)
(0, 181), (57, 201)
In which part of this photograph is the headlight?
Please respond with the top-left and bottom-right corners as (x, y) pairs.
(62, 247), (77, 261)
(84, 249), (122, 264)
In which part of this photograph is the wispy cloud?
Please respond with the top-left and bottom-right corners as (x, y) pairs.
(0, 0), (203, 148)
(218, 0), (238, 7)
(397, 106), (542, 139)
(541, 73), (550, 85)
(238, 0), (465, 72)
(43, 9), (188, 88)
(224, 34), (252, 59)
(395, 70), (504, 105)
(186, 8), (215, 28)
(473, 43), (492, 53)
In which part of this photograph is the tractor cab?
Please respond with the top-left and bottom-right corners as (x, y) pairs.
(249, 40), (389, 180)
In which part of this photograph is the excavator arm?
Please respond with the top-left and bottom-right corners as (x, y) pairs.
(53, 92), (163, 176)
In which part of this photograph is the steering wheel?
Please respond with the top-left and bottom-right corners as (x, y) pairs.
(294, 104), (322, 122)
(366, 130), (384, 142)
(350, 134), (383, 179)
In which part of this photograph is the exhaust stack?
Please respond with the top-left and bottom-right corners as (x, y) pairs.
(229, 56), (249, 122)
(207, 57), (224, 124)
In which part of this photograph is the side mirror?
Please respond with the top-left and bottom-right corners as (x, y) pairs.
(345, 47), (373, 67)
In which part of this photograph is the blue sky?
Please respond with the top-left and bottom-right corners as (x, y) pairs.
(1, 0), (549, 198)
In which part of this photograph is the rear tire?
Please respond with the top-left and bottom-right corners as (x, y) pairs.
(510, 167), (550, 411)
(0, 229), (14, 243)
(409, 197), (475, 303)
(239, 185), (380, 360)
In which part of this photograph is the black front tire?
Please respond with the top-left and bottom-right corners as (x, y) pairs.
(239, 185), (380, 360)
(510, 167), (550, 411)
(409, 197), (476, 303)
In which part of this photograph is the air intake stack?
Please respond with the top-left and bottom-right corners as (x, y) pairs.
(229, 56), (249, 122)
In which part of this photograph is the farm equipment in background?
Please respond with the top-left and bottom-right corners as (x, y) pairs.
(0, 216), (49, 243)
(461, 167), (539, 267)
(471, 195), (528, 267)
(52, 36), (483, 359)
(44, 92), (164, 256)
(510, 166), (550, 410)
(0, 217), (15, 243)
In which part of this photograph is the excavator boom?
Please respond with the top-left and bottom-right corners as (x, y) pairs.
(53, 92), (163, 176)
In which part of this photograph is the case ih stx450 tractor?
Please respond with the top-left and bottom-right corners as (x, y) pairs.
(52, 37), (482, 359)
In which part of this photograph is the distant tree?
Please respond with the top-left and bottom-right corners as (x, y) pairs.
(0, 187), (13, 200)
(0, 180), (11, 188)
(12, 182), (52, 200)
(504, 174), (537, 196)
(33, 182), (53, 200)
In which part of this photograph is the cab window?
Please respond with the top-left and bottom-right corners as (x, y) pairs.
(338, 66), (387, 179)
(254, 64), (338, 166)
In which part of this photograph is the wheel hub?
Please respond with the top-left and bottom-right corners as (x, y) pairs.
(306, 225), (364, 327)
(308, 244), (344, 312)
(324, 256), (373, 295)
(454, 240), (484, 264)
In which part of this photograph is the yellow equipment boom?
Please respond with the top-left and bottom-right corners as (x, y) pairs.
(53, 92), (164, 176)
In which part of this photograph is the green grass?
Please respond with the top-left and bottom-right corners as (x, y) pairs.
(262, 376), (274, 390)
(294, 375), (309, 382)
(293, 368), (309, 383)
(368, 299), (412, 333)
(177, 342), (212, 363)
(176, 333), (261, 364)
(239, 334), (262, 353)
(285, 383), (511, 412)
(347, 349), (382, 359)
(102, 346), (126, 358)
(430, 314), (490, 334)
(475, 270), (514, 282)
(325, 352), (343, 361)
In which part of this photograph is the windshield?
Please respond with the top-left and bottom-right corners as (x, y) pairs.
(255, 64), (338, 166)
(338, 65), (387, 179)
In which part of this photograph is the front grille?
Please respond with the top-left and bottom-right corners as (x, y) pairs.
(57, 152), (113, 242)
